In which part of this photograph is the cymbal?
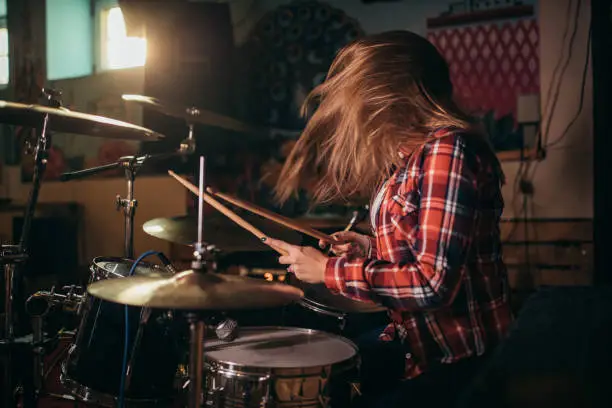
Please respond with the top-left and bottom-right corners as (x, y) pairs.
(87, 270), (304, 309)
(122, 94), (263, 135)
(0, 101), (164, 141)
(286, 275), (386, 314)
(143, 214), (302, 252)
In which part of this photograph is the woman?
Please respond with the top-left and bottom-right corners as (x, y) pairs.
(265, 30), (513, 407)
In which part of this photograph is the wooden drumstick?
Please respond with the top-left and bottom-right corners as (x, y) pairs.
(168, 171), (289, 256)
(205, 187), (342, 244)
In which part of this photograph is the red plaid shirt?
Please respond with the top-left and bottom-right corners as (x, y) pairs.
(324, 130), (513, 379)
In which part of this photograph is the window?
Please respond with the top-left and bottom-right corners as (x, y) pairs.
(0, 0), (7, 86)
(46, 0), (93, 80)
(0, 25), (8, 85)
(100, 7), (146, 70)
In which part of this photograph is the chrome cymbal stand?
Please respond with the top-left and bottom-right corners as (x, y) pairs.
(60, 124), (196, 259)
(1, 88), (58, 408)
(186, 156), (207, 408)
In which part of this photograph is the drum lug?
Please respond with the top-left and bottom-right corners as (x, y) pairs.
(337, 315), (346, 331)
(205, 388), (224, 407)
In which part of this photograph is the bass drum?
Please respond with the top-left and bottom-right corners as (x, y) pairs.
(204, 327), (359, 408)
(284, 274), (389, 341)
(61, 257), (184, 407)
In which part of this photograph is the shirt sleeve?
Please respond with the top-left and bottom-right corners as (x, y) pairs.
(324, 134), (478, 311)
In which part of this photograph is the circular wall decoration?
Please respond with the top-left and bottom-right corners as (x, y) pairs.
(239, 1), (364, 131)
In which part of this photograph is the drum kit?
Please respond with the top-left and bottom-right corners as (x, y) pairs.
(0, 89), (386, 408)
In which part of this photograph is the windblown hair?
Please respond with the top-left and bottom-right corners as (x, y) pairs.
(275, 30), (501, 205)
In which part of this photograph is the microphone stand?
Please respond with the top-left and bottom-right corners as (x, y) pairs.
(59, 149), (188, 259)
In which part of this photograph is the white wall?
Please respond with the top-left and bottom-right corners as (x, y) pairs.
(503, 0), (592, 218)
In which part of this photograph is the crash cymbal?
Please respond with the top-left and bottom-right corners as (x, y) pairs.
(87, 270), (304, 309)
(0, 100), (164, 141)
(143, 214), (302, 252)
(122, 94), (263, 135)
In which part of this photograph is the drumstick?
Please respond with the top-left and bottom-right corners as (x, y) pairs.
(205, 187), (341, 244)
(168, 171), (288, 256)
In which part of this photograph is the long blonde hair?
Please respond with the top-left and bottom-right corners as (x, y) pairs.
(275, 30), (498, 205)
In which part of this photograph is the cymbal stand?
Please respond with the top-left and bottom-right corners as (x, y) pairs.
(1, 88), (58, 408)
(60, 151), (183, 259)
(187, 156), (206, 408)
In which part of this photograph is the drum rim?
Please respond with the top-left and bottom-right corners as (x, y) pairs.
(91, 256), (166, 278)
(60, 360), (169, 406)
(286, 275), (385, 315)
(204, 326), (359, 370)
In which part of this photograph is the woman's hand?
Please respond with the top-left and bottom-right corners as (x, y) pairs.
(319, 231), (371, 257)
(265, 238), (328, 284)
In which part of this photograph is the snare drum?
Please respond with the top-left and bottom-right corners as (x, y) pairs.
(61, 257), (184, 406)
(204, 327), (359, 408)
(285, 276), (389, 340)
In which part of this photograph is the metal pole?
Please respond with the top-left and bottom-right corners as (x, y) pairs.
(187, 314), (205, 408)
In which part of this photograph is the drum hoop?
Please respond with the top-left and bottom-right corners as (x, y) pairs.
(297, 298), (346, 318)
(204, 326), (359, 373)
(59, 360), (167, 407)
(90, 256), (164, 280)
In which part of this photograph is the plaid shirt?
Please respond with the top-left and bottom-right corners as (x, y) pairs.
(324, 130), (513, 379)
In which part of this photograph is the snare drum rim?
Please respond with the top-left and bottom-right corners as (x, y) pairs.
(286, 275), (385, 315)
(204, 326), (360, 374)
(90, 256), (166, 281)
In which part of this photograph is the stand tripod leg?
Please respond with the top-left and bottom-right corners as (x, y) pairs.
(2, 263), (16, 408)
(1, 349), (15, 408)
(187, 314), (205, 408)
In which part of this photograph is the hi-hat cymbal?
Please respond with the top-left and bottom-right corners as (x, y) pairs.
(87, 270), (303, 309)
(0, 101), (164, 141)
(122, 94), (264, 135)
(143, 214), (301, 252)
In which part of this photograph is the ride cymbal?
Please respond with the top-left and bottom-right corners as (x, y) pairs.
(87, 270), (303, 310)
(122, 94), (264, 135)
(0, 100), (164, 141)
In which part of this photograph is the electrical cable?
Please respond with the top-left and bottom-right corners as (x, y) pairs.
(118, 249), (160, 408)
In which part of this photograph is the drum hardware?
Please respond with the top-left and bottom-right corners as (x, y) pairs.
(122, 94), (266, 136)
(28, 286), (85, 315)
(0, 89), (166, 408)
(85, 157), (304, 408)
(60, 150), (188, 259)
(24, 292), (53, 394)
(1, 88), (63, 408)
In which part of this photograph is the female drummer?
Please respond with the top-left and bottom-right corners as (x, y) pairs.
(266, 30), (513, 408)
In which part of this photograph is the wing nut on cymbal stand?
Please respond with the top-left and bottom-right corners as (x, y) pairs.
(59, 151), (186, 259)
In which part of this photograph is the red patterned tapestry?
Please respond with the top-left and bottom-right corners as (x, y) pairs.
(427, 19), (539, 120)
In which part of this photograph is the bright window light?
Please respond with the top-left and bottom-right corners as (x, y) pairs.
(0, 28), (8, 85)
(102, 7), (146, 70)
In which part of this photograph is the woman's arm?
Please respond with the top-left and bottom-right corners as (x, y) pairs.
(324, 134), (478, 311)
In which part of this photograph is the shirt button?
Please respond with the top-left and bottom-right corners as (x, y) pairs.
(405, 353), (412, 359)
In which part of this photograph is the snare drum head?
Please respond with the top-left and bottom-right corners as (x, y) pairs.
(92, 257), (168, 280)
(205, 327), (357, 368)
